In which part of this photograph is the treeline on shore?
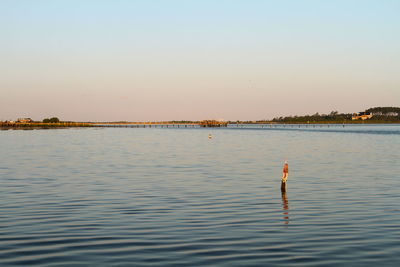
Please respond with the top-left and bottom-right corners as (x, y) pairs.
(271, 107), (400, 124)
(365, 107), (400, 116)
(0, 117), (93, 128)
(0, 122), (92, 128)
(272, 111), (352, 123)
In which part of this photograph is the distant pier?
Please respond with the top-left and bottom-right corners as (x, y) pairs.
(1, 121), (224, 129)
(0, 121), (356, 130)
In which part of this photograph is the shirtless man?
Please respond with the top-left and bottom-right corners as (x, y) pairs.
(282, 161), (289, 181)
(281, 160), (289, 192)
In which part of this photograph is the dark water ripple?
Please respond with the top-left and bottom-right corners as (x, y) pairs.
(1, 127), (400, 266)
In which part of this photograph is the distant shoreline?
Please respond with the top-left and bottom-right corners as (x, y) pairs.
(1, 121), (399, 130)
(0, 122), (92, 130)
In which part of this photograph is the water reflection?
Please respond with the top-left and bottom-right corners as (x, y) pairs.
(281, 191), (289, 225)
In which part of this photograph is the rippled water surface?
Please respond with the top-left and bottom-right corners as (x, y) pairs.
(1, 125), (400, 266)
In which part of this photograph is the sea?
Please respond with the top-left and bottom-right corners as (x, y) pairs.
(1, 124), (399, 266)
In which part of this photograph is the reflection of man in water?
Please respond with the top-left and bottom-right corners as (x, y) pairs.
(281, 191), (289, 224)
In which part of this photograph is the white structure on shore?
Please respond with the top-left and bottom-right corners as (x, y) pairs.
(352, 112), (373, 120)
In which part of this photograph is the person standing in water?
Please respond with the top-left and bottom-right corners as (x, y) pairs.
(281, 160), (289, 192)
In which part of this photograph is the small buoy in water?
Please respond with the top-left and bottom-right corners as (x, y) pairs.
(208, 134), (212, 139)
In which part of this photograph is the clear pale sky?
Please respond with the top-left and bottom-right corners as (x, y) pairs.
(1, 0), (399, 121)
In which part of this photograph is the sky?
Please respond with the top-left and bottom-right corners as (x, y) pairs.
(1, 0), (399, 122)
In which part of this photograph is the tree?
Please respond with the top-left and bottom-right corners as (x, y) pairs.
(49, 117), (60, 123)
(366, 107), (400, 116)
(43, 117), (60, 123)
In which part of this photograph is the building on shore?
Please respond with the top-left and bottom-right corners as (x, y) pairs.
(200, 120), (228, 127)
(352, 112), (373, 120)
(17, 118), (33, 123)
